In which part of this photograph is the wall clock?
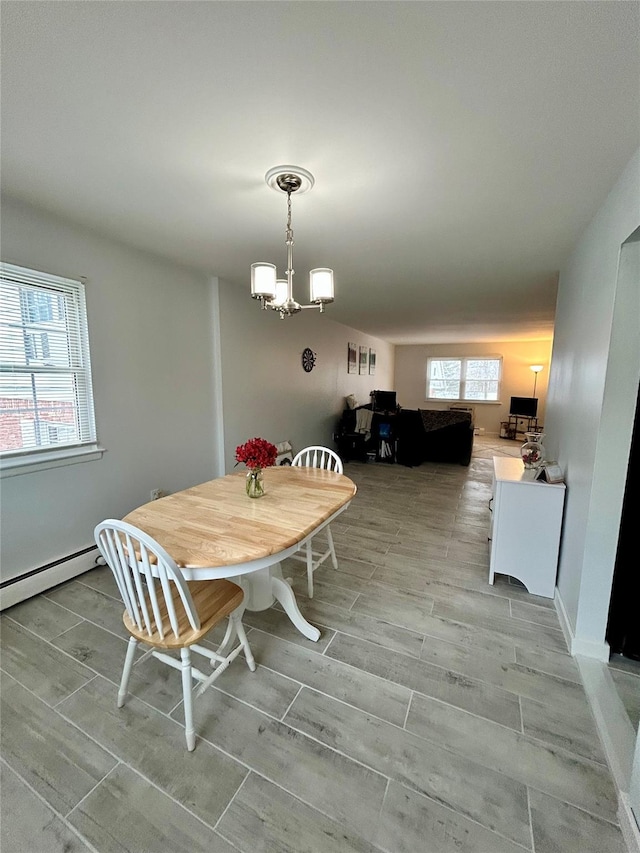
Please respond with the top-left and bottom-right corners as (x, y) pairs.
(301, 347), (316, 372)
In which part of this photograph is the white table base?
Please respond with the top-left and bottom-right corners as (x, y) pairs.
(235, 563), (320, 642)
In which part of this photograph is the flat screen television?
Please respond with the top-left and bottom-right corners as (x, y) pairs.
(372, 390), (397, 412)
(510, 396), (538, 418)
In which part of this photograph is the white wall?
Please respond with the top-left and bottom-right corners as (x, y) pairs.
(546, 148), (640, 654)
(394, 340), (553, 435)
(216, 278), (395, 472)
(0, 198), (216, 583)
(0, 198), (394, 593)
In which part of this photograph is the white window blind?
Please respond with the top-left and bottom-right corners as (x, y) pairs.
(426, 356), (502, 402)
(0, 262), (98, 463)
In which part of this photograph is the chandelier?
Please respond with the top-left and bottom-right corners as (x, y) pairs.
(251, 165), (334, 319)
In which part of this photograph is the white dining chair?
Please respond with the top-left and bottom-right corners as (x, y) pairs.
(94, 519), (255, 751)
(290, 445), (343, 597)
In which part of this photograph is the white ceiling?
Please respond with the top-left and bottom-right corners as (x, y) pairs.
(2, 1), (638, 344)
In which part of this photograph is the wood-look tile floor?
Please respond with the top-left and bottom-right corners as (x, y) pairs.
(0, 448), (627, 853)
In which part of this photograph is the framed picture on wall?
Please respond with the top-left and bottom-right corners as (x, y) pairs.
(359, 345), (368, 374)
(369, 348), (376, 375)
(348, 342), (358, 374)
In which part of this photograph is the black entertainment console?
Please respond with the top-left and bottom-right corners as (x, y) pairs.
(501, 414), (542, 439)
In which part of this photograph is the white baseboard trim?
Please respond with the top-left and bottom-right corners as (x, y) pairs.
(554, 589), (610, 661)
(574, 638), (640, 853)
(572, 636), (611, 661)
(0, 550), (97, 611)
(577, 655), (635, 792)
(619, 793), (640, 853)
(554, 588), (574, 652)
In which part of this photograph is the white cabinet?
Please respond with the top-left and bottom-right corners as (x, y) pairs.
(489, 456), (565, 598)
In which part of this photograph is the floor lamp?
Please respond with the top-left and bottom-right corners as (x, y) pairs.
(530, 365), (544, 396)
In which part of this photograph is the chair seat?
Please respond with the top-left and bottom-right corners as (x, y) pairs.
(123, 578), (243, 649)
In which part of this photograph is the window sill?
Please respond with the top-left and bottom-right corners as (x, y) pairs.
(424, 400), (503, 405)
(0, 445), (106, 479)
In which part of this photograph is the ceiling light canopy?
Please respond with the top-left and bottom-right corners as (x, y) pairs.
(251, 166), (334, 319)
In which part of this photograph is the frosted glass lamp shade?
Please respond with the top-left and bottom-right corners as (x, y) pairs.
(272, 279), (288, 307)
(310, 268), (334, 304)
(251, 263), (277, 299)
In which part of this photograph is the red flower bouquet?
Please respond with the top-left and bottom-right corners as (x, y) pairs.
(235, 437), (278, 470)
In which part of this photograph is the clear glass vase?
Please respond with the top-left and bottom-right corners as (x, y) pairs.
(520, 432), (546, 469)
(245, 467), (265, 498)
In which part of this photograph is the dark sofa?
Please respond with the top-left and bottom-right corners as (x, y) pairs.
(335, 405), (474, 466)
(395, 408), (473, 467)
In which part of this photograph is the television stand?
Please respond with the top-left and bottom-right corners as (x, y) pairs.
(507, 414), (541, 438)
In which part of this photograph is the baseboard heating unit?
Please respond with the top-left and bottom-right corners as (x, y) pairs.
(0, 545), (98, 610)
(449, 405), (476, 420)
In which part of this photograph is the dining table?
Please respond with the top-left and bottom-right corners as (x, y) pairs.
(123, 464), (357, 641)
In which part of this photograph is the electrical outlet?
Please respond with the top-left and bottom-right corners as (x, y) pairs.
(150, 488), (164, 501)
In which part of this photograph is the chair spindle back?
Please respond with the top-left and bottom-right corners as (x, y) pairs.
(292, 445), (343, 474)
(95, 519), (200, 641)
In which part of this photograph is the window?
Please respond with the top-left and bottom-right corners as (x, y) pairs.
(0, 262), (100, 473)
(426, 356), (502, 402)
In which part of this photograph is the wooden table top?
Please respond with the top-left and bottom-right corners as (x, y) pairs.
(123, 465), (357, 569)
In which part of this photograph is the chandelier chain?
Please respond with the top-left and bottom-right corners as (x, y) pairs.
(286, 190), (295, 297)
(286, 191), (294, 245)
